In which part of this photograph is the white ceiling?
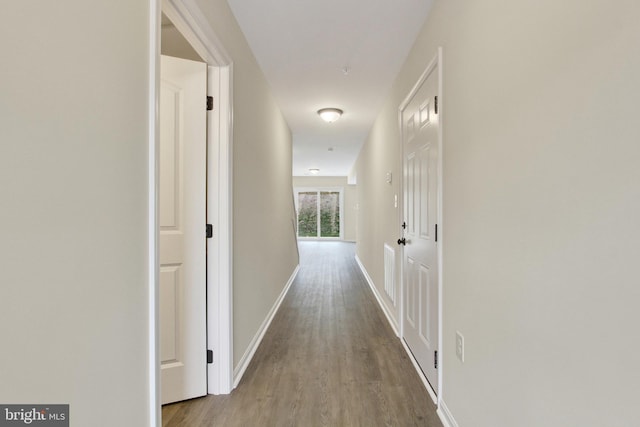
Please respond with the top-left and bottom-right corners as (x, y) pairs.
(227, 0), (433, 177)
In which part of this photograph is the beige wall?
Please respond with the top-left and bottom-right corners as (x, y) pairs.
(1, 0), (299, 423)
(0, 1), (151, 425)
(292, 176), (357, 242)
(193, 0), (299, 368)
(356, 0), (640, 425)
(161, 17), (203, 62)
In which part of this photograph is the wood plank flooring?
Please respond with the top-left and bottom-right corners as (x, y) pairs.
(162, 241), (443, 427)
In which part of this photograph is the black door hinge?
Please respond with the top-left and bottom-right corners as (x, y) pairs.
(207, 349), (213, 364)
(206, 224), (213, 238)
(435, 224), (438, 242)
(402, 221), (407, 229)
(434, 351), (438, 369)
(207, 96), (214, 111)
(434, 96), (438, 114)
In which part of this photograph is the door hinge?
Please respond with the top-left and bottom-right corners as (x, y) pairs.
(434, 96), (438, 114)
(207, 96), (214, 111)
(435, 224), (438, 242)
(206, 224), (213, 238)
(207, 349), (213, 364)
(434, 350), (438, 369)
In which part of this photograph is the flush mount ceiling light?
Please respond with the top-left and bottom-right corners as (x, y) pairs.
(308, 168), (320, 175)
(317, 108), (343, 123)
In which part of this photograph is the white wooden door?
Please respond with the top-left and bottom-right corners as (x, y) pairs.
(401, 62), (440, 394)
(160, 55), (207, 404)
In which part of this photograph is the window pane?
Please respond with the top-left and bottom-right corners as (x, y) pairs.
(298, 192), (318, 237)
(320, 192), (340, 237)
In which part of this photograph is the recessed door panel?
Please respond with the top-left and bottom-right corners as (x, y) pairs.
(160, 266), (181, 364)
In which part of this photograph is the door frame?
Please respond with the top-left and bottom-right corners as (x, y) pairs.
(398, 47), (443, 405)
(151, 0), (234, 415)
(162, 0), (234, 396)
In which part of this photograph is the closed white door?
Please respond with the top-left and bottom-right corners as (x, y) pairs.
(401, 63), (440, 394)
(159, 55), (207, 404)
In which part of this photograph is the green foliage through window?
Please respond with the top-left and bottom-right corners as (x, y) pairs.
(297, 192), (318, 237)
(297, 190), (340, 238)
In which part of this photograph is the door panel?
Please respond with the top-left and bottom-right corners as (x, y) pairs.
(402, 63), (440, 394)
(160, 266), (180, 363)
(160, 55), (207, 404)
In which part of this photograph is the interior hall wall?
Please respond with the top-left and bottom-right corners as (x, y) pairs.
(194, 0), (300, 368)
(355, 0), (640, 425)
(0, 1), (152, 424)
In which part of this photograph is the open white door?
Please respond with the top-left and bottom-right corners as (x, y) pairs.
(159, 55), (207, 404)
(400, 57), (440, 395)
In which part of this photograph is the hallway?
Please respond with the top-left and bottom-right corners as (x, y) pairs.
(162, 241), (442, 426)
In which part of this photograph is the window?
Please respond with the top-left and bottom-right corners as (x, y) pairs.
(294, 188), (343, 239)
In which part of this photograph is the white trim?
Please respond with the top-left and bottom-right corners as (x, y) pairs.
(437, 400), (459, 427)
(397, 47), (444, 401)
(206, 64), (234, 394)
(148, 0), (161, 424)
(233, 266), (301, 387)
(161, 0), (235, 395)
(399, 51), (440, 111)
(436, 46), (444, 404)
(354, 255), (399, 336)
(163, 0), (232, 65)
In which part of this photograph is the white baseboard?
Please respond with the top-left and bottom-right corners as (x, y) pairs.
(438, 400), (459, 427)
(354, 255), (399, 336)
(232, 265), (300, 388)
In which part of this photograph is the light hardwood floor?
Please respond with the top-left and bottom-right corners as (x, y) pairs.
(162, 241), (443, 427)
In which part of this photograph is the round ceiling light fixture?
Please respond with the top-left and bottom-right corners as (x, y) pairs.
(308, 168), (320, 175)
(317, 108), (343, 123)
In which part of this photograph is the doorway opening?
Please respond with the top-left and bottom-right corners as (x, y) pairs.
(153, 0), (234, 417)
(294, 188), (344, 240)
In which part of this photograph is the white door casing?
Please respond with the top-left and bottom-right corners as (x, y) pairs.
(159, 55), (207, 404)
(162, 0), (234, 396)
(400, 50), (441, 396)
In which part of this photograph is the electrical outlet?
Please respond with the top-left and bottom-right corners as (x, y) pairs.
(456, 331), (465, 363)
